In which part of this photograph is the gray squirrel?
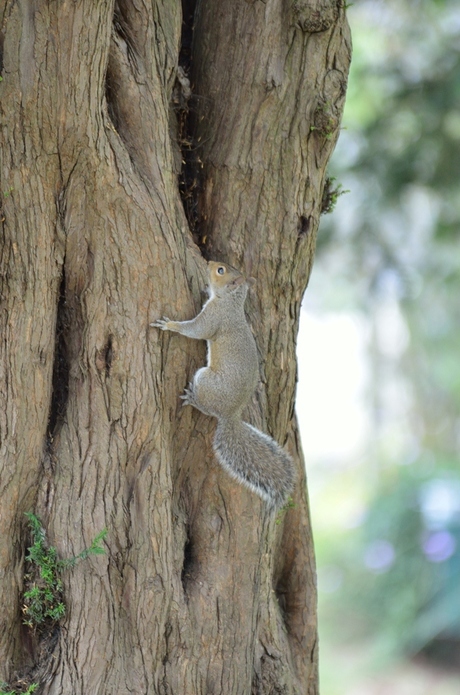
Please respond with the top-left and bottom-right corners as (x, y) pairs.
(152, 261), (295, 511)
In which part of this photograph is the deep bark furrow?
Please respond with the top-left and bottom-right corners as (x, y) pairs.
(47, 268), (70, 437)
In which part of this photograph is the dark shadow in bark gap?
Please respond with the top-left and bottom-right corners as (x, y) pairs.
(105, 61), (119, 133)
(176, 0), (207, 251)
(15, 623), (60, 692)
(105, 39), (123, 134)
(104, 334), (113, 377)
(47, 271), (70, 438)
(180, 525), (194, 592)
(274, 580), (288, 620)
(180, 0), (195, 75)
(297, 215), (311, 238)
(273, 565), (294, 629)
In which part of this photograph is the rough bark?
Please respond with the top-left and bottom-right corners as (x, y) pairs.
(0, 1), (351, 693)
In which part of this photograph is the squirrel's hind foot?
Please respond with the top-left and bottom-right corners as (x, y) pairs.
(180, 384), (197, 408)
(180, 383), (214, 417)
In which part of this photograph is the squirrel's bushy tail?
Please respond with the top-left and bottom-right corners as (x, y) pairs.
(213, 418), (295, 511)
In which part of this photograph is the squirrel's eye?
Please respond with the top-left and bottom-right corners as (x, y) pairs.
(217, 266), (225, 275)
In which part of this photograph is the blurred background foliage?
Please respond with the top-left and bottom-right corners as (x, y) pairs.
(302, 0), (460, 692)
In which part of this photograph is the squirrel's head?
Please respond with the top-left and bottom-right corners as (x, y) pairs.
(208, 261), (255, 296)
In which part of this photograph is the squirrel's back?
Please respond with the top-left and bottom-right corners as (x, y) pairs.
(201, 263), (259, 416)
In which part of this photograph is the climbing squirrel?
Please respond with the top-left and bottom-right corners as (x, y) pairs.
(152, 260), (295, 511)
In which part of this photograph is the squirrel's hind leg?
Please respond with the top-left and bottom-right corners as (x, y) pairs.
(180, 369), (214, 416)
(181, 367), (221, 417)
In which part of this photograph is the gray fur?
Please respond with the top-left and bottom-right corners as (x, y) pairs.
(152, 262), (295, 511)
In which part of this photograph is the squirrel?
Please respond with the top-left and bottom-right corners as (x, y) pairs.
(152, 260), (295, 511)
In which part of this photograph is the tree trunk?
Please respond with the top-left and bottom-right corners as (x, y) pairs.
(0, 1), (351, 693)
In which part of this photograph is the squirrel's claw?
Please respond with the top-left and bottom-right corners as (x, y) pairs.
(180, 385), (194, 407)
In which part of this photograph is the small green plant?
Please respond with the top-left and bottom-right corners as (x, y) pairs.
(276, 497), (296, 525)
(311, 120), (335, 139)
(59, 527), (108, 569)
(22, 513), (107, 631)
(320, 176), (349, 215)
(0, 683), (38, 695)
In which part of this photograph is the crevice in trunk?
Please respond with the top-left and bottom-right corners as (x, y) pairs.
(176, 0), (204, 251)
(105, 57), (119, 134)
(297, 215), (311, 238)
(180, 525), (194, 592)
(103, 334), (113, 377)
(0, 28), (4, 76)
(105, 5), (134, 136)
(47, 269), (70, 439)
(274, 554), (307, 678)
(273, 548), (298, 632)
(105, 2), (142, 160)
(274, 578), (288, 622)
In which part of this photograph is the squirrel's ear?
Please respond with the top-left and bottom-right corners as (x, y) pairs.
(248, 277), (256, 287)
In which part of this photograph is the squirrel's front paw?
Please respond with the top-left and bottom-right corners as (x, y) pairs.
(151, 317), (172, 330)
